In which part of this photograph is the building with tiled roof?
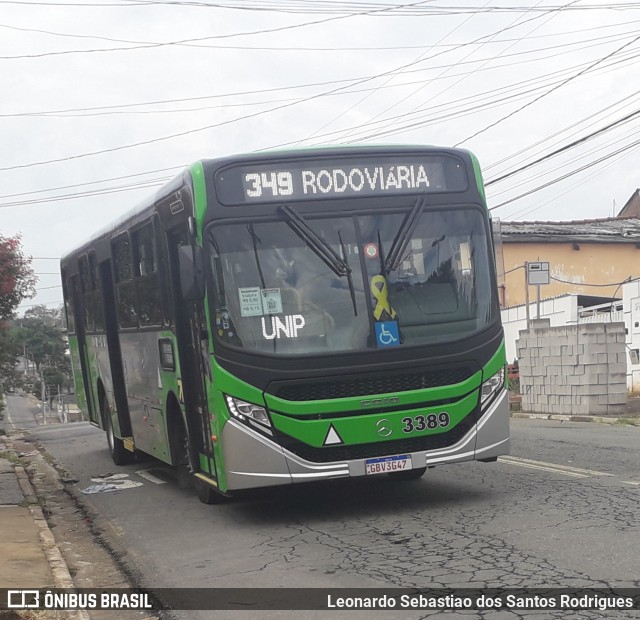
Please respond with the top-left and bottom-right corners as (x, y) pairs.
(495, 217), (640, 307)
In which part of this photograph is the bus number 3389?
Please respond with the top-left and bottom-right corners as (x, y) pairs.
(401, 412), (451, 433)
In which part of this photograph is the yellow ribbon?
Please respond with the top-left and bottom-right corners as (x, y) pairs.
(370, 275), (397, 320)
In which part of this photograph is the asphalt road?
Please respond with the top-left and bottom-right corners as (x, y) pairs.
(4, 394), (640, 619)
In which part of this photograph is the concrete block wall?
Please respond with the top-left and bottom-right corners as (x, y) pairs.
(516, 320), (627, 415)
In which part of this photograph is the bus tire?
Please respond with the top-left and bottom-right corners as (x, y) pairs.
(195, 478), (227, 505)
(102, 396), (134, 466)
(389, 466), (427, 480)
(168, 403), (193, 489)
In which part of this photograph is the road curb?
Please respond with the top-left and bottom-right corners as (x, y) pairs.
(2, 434), (91, 620)
(511, 412), (640, 425)
(26, 436), (163, 616)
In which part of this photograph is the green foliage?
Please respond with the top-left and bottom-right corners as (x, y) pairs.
(10, 316), (72, 398)
(12, 320), (66, 370)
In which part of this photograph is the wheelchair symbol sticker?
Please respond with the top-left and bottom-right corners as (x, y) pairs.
(374, 321), (400, 347)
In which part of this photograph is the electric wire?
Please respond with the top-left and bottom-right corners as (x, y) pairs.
(454, 30), (640, 146)
(331, 0), (562, 145)
(485, 107), (640, 186)
(489, 135), (640, 211)
(0, 0), (438, 59)
(5, 29), (637, 119)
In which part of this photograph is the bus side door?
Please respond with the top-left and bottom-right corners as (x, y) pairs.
(167, 225), (216, 478)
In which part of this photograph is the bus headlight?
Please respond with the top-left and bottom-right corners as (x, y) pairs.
(225, 395), (271, 429)
(480, 367), (505, 408)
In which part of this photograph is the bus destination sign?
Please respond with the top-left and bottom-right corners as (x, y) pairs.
(215, 155), (467, 205)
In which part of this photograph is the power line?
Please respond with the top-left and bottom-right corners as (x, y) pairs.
(489, 135), (640, 210)
(327, 52), (639, 146)
(550, 275), (633, 287)
(499, 137), (640, 220)
(454, 30), (640, 146)
(4, 1), (550, 172)
(489, 118), (640, 200)
(330, 0), (561, 145)
(5, 26), (636, 120)
(18, 300), (63, 309)
(4, 16), (640, 54)
(306, 45), (640, 147)
(3, 44), (637, 207)
(485, 107), (640, 186)
(303, 0), (492, 141)
(0, 166), (182, 200)
(483, 85), (640, 173)
(0, 0), (437, 60)
(0, 177), (172, 208)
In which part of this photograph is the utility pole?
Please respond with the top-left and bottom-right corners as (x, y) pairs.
(41, 370), (47, 425)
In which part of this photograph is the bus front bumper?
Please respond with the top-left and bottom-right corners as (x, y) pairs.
(221, 389), (509, 491)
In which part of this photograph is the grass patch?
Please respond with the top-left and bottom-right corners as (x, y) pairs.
(41, 451), (56, 466)
(0, 450), (21, 465)
(19, 493), (50, 514)
(615, 417), (639, 426)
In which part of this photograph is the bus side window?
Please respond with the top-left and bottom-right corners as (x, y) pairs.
(132, 223), (162, 326)
(88, 251), (105, 332)
(113, 234), (138, 329)
(79, 255), (95, 333)
(154, 216), (173, 326)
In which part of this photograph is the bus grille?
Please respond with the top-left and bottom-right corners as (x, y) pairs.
(276, 409), (478, 463)
(270, 365), (474, 402)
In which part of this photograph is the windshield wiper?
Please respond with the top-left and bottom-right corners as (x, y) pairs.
(279, 205), (357, 316)
(384, 197), (426, 274)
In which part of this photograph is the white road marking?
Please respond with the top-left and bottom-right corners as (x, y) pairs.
(621, 480), (640, 486)
(135, 469), (168, 485)
(499, 456), (614, 479)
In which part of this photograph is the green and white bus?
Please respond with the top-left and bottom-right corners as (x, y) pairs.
(61, 145), (508, 503)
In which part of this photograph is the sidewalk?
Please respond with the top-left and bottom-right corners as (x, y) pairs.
(511, 409), (640, 425)
(0, 433), (87, 620)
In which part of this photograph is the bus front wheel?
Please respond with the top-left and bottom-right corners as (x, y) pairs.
(195, 477), (227, 505)
(102, 396), (134, 466)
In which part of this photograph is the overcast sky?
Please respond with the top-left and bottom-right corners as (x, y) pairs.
(3, 0), (640, 311)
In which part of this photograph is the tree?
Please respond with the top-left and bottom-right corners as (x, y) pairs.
(0, 234), (37, 322)
(12, 320), (66, 371)
(23, 304), (64, 328)
(11, 310), (71, 400)
(0, 234), (36, 399)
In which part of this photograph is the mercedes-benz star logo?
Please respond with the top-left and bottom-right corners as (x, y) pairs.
(376, 418), (392, 437)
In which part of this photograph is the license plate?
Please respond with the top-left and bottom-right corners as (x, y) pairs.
(365, 454), (412, 475)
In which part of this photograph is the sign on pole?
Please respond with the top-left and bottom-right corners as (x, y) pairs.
(527, 261), (550, 286)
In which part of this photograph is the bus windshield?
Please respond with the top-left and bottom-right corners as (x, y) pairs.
(205, 207), (496, 355)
